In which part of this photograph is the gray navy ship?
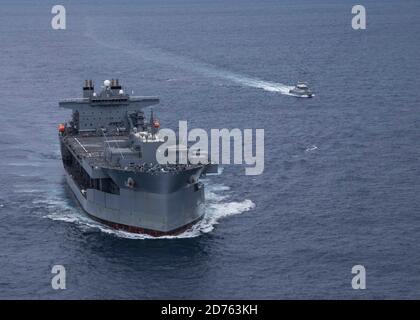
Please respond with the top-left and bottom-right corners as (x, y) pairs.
(59, 79), (217, 236)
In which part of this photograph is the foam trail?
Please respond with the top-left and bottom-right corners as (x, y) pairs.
(85, 24), (294, 95)
(42, 182), (255, 240)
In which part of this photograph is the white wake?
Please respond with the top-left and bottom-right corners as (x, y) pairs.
(39, 182), (254, 240)
(84, 23), (295, 96)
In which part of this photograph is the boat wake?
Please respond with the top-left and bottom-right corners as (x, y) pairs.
(41, 182), (254, 240)
(84, 23), (294, 96)
(218, 73), (295, 95)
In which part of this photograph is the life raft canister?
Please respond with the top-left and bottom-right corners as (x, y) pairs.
(127, 177), (135, 188)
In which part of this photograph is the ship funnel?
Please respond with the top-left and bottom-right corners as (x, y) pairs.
(111, 78), (122, 90)
(83, 79), (95, 98)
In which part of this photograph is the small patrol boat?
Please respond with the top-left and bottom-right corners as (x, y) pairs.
(289, 82), (313, 98)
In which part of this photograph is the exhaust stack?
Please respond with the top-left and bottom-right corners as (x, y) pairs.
(83, 79), (94, 98)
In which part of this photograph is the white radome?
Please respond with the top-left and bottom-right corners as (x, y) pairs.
(119, 89), (124, 95)
(104, 79), (111, 87)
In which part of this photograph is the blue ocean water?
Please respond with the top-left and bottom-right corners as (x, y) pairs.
(0, 0), (419, 299)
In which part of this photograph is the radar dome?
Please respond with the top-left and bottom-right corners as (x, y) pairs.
(119, 89), (124, 95)
(104, 79), (111, 87)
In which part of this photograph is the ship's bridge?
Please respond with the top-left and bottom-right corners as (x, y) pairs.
(59, 79), (159, 132)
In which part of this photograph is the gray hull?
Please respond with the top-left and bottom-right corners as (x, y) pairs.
(64, 169), (205, 236)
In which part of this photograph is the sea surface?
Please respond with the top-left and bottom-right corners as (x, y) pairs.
(0, 0), (419, 299)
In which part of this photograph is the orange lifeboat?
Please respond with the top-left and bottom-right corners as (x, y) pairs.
(58, 123), (65, 133)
